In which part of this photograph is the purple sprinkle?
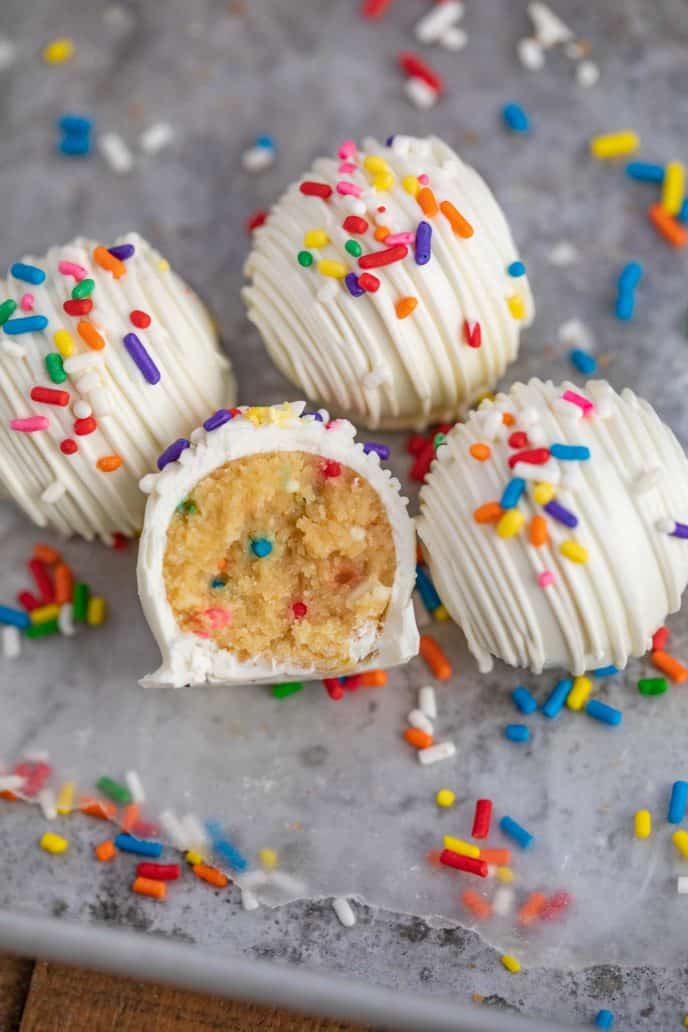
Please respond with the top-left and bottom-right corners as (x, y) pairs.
(345, 272), (365, 298)
(122, 332), (160, 385)
(203, 409), (234, 432)
(108, 243), (135, 262)
(415, 221), (432, 265)
(385, 135), (396, 146)
(363, 442), (390, 460)
(671, 521), (688, 539)
(303, 411), (323, 422)
(157, 438), (190, 471)
(544, 500), (578, 528)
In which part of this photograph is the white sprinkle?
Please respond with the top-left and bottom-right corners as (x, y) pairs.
(408, 709), (434, 735)
(419, 684), (437, 720)
(181, 813), (209, 850)
(41, 480), (66, 504)
(0, 340), (25, 358)
(99, 131), (134, 174)
(190, 428), (205, 444)
(517, 37), (545, 70)
(596, 399), (614, 420)
(125, 770), (145, 804)
(0, 775), (25, 792)
(576, 60), (599, 87)
(139, 473), (158, 494)
(241, 145), (275, 172)
(404, 76), (438, 111)
(239, 869), (269, 890)
(333, 896), (357, 927)
(363, 365), (391, 390)
(241, 888), (260, 910)
(527, 2), (573, 48)
(350, 526), (366, 541)
(415, 1), (463, 43)
(316, 280), (339, 304)
(440, 26), (467, 51)
(547, 240), (579, 266)
(493, 886), (515, 916)
(58, 603), (75, 638)
(0, 37), (16, 70)
(656, 518), (676, 535)
(64, 352), (101, 374)
(139, 121), (175, 155)
(2, 626), (21, 660)
(73, 400), (92, 419)
(343, 196), (367, 216)
(74, 371), (100, 394)
(38, 787), (57, 820)
(632, 468), (663, 494)
(159, 809), (187, 850)
(413, 594), (432, 629)
(551, 398), (584, 422)
(418, 741), (456, 766)
(558, 318), (595, 352)
(677, 876), (688, 895)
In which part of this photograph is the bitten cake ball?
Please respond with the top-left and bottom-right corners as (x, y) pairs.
(0, 233), (235, 542)
(243, 134), (533, 430)
(418, 379), (688, 675)
(137, 402), (418, 687)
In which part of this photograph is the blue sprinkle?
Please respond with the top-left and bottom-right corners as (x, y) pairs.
(549, 444), (591, 461)
(210, 578), (226, 589)
(416, 565), (441, 613)
(203, 409), (234, 432)
(585, 699), (622, 726)
(115, 833), (163, 858)
(4, 316), (48, 335)
(385, 135), (396, 146)
(677, 197), (688, 224)
(251, 537), (273, 558)
(58, 113), (93, 135)
(667, 780), (688, 824)
(157, 437), (190, 470)
(415, 220), (432, 266)
(499, 815), (533, 850)
(363, 441), (390, 460)
(569, 349), (598, 375)
(206, 820), (248, 871)
(593, 665), (618, 678)
(507, 260), (526, 277)
(500, 477), (526, 510)
(10, 263), (46, 285)
(625, 161), (663, 183)
(543, 500), (578, 528)
(108, 243), (135, 262)
(255, 134), (275, 150)
(59, 135), (91, 157)
(345, 272), (365, 298)
(505, 723), (530, 742)
(594, 1008), (615, 1028)
(502, 102), (530, 134)
(615, 293), (635, 321)
(618, 261), (644, 293)
(0, 605), (30, 630)
(512, 685), (537, 715)
(542, 678), (573, 719)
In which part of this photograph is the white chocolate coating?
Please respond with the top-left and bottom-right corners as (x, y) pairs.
(418, 379), (688, 675)
(0, 233), (235, 542)
(243, 134), (534, 430)
(137, 402), (418, 687)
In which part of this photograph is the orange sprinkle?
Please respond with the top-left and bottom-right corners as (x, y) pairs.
(77, 320), (106, 351)
(426, 849), (443, 867)
(416, 541), (424, 564)
(96, 455), (123, 472)
(417, 187), (439, 217)
(469, 443), (491, 462)
(517, 891), (547, 926)
(0, 790), (19, 801)
(217, 558), (228, 572)
(193, 863), (229, 888)
(121, 803), (140, 833)
(54, 563), (73, 605)
(95, 840), (117, 862)
(374, 226), (390, 242)
(439, 200), (474, 238)
(480, 848), (511, 865)
(93, 245), (127, 278)
(133, 876), (166, 901)
(651, 650), (688, 683)
(80, 797), (117, 821)
(395, 296), (418, 319)
(648, 203), (688, 248)
(461, 889), (492, 919)
(33, 543), (61, 565)
(419, 633), (452, 680)
(404, 727), (434, 750)
(358, 669), (387, 687)
(529, 514), (549, 547)
(502, 412), (516, 426)
(474, 501), (503, 524)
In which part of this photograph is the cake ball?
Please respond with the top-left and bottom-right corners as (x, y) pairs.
(137, 402), (418, 687)
(418, 379), (688, 675)
(243, 134), (533, 430)
(0, 233), (235, 542)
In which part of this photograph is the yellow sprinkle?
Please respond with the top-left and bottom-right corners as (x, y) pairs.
(87, 596), (107, 626)
(566, 675), (592, 711)
(42, 38), (75, 65)
(501, 954), (521, 974)
(435, 789), (455, 808)
(56, 782), (74, 816)
(304, 228), (329, 249)
(507, 294), (526, 320)
(372, 171), (395, 192)
(363, 154), (391, 174)
(259, 847), (278, 869)
(41, 832), (68, 854)
(662, 161), (685, 216)
(185, 850), (204, 865)
(53, 329), (74, 357)
(433, 605), (450, 622)
(532, 482), (556, 505)
(474, 391), (496, 406)
(634, 809), (652, 839)
(30, 604), (60, 625)
(673, 830), (688, 858)
(158, 259), (170, 272)
(496, 866), (514, 883)
(402, 175), (421, 197)
(270, 403), (294, 428)
(443, 835), (480, 859)
(559, 539), (588, 564)
(589, 130), (640, 159)
(244, 406), (271, 425)
(683, 1015), (688, 1029)
(496, 509), (525, 539)
(318, 259), (347, 278)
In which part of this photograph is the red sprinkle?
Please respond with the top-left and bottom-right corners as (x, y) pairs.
(17, 590), (40, 611)
(652, 626), (670, 651)
(324, 678), (344, 701)
(60, 438), (78, 455)
(74, 416), (97, 436)
(130, 309), (151, 329)
(322, 460), (342, 478)
(358, 244), (408, 269)
(28, 558), (54, 604)
(343, 215), (369, 234)
(299, 181), (333, 199)
(131, 820), (161, 838)
(292, 601), (308, 619)
(410, 440), (436, 482)
(440, 849), (488, 878)
(14, 761), (52, 797)
(136, 862), (180, 881)
(541, 890), (572, 921)
(407, 434), (427, 456)
(362, 0), (394, 18)
(63, 298), (93, 317)
(357, 272), (380, 293)
(462, 319), (481, 349)
(30, 386), (70, 407)
(508, 431), (529, 449)
(471, 799), (493, 840)
(112, 533), (129, 551)
(508, 448), (550, 469)
(398, 51), (443, 93)
(343, 674), (363, 692)
(246, 209), (268, 233)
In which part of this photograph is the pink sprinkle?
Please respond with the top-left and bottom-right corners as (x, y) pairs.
(338, 140), (357, 160)
(58, 260), (88, 281)
(418, 173), (430, 186)
(325, 419), (343, 430)
(385, 231), (415, 246)
(561, 389), (595, 415)
(19, 293), (34, 312)
(202, 607), (232, 629)
(10, 416), (50, 432)
(338, 162), (357, 174)
(337, 181), (363, 197)
(538, 570), (555, 588)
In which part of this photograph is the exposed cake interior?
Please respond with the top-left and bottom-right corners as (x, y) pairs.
(162, 450), (397, 671)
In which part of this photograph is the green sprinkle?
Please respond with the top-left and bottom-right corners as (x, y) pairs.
(72, 277), (95, 300)
(272, 682), (304, 699)
(73, 582), (90, 623)
(433, 433), (446, 448)
(176, 499), (198, 516)
(0, 298), (17, 326)
(638, 677), (668, 696)
(25, 619), (60, 639)
(96, 776), (132, 805)
(297, 250), (313, 268)
(45, 352), (66, 384)
(345, 239), (362, 257)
